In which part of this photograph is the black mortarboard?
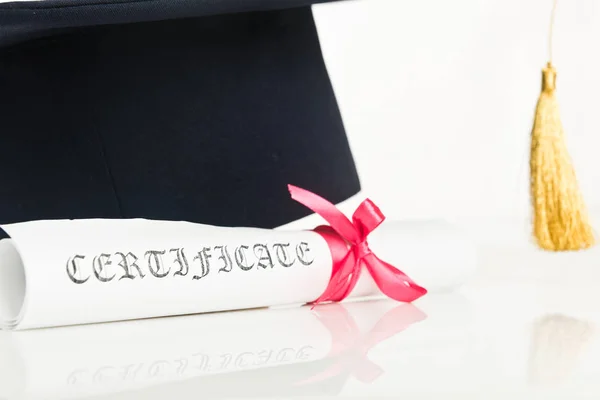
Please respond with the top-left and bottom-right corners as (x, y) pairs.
(0, 0), (360, 228)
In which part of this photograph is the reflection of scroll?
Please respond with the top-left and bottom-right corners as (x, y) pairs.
(529, 314), (594, 385)
(0, 300), (426, 399)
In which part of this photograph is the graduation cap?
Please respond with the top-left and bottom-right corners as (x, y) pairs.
(0, 0), (360, 228)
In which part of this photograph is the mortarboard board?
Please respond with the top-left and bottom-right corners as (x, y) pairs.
(0, 0), (360, 228)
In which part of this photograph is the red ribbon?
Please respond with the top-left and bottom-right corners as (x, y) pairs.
(288, 185), (427, 305)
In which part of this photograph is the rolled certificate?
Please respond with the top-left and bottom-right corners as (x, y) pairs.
(0, 218), (475, 330)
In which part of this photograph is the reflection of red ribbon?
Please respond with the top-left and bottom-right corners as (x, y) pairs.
(297, 303), (427, 385)
(288, 185), (427, 304)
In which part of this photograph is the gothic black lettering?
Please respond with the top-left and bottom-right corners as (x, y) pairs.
(66, 255), (89, 284)
(235, 245), (254, 271)
(66, 239), (317, 285)
(193, 247), (211, 280)
(272, 243), (295, 267)
(170, 248), (190, 277)
(145, 250), (169, 278)
(116, 252), (145, 280)
(296, 242), (314, 266)
(93, 253), (115, 282)
(214, 245), (233, 273)
(254, 244), (273, 269)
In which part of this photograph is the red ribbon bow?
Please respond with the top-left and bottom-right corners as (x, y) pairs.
(288, 185), (427, 305)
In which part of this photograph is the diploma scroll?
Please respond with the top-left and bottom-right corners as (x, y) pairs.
(0, 218), (476, 330)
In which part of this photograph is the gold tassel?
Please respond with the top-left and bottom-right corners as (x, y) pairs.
(530, 63), (594, 251)
(530, 0), (594, 251)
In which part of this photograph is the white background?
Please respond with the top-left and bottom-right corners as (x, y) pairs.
(313, 0), (600, 223)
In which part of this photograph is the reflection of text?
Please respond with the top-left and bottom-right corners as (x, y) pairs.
(66, 242), (315, 284)
(66, 346), (316, 386)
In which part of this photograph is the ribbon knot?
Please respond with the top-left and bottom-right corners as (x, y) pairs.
(354, 241), (372, 260)
(288, 185), (427, 305)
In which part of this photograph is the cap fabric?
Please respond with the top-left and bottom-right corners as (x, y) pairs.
(0, 0), (361, 228)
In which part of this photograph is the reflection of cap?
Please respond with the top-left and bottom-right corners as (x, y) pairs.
(0, 0), (359, 229)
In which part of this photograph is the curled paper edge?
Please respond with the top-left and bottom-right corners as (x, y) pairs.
(0, 237), (27, 330)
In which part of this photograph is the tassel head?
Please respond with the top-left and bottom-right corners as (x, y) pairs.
(541, 63), (557, 92)
(530, 62), (595, 251)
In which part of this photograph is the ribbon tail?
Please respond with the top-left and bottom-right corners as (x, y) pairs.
(288, 185), (360, 243)
(363, 255), (427, 303)
(334, 260), (362, 302)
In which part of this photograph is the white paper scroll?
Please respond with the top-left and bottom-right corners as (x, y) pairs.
(0, 218), (476, 330)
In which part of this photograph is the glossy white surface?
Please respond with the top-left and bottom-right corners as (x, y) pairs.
(1, 218), (600, 399)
